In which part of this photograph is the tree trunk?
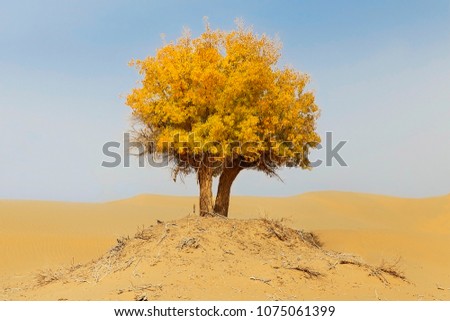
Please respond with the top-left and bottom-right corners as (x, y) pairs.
(197, 164), (214, 216)
(214, 166), (242, 217)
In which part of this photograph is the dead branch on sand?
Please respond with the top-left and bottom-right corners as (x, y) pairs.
(250, 276), (272, 285)
(157, 223), (177, 245)
(283, 266), (322, 279)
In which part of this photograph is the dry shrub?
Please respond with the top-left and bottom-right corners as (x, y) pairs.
(261, 218), (290, 241)
(135, 225), (153, 240)
(336, 257), (406, 285)
(261, 217), (323, 249)
(35, 268), (65, 286)
(375, 258), (407, 282)
(297, 230), (323, 248)
(110, 237), (129, 254)
(177, 237), (200, 250)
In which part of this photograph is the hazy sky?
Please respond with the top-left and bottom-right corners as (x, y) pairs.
(1, 0), (449, 202)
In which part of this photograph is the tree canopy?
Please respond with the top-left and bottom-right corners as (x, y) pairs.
(126, 20), (320, 217)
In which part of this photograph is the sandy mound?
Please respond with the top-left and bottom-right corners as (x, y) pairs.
(1, 192), (449, 300)
(3, 216), (410, 301)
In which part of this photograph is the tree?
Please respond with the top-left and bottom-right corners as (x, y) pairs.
(126, 20), (320, 217)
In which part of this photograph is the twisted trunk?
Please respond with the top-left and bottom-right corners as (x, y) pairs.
(197, 164), (214, 216)
(213, 166), (242, 217)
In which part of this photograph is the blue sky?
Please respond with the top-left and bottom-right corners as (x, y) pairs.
(1, 0), (449, 201)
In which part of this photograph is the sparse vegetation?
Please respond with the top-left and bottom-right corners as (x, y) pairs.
(177, 237), (200, 250)
(35, 268), (65, 287)
(26, 216), (408, 300)
(297, 229), (323, 248)
(331, 257), (407, 285)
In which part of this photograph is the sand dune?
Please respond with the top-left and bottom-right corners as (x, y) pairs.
(0, 192), (449, 300)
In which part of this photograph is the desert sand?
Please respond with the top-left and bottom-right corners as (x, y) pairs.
(0, 191), (449, 300)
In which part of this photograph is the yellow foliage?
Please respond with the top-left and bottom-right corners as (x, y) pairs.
(126, 21), (320, 168)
